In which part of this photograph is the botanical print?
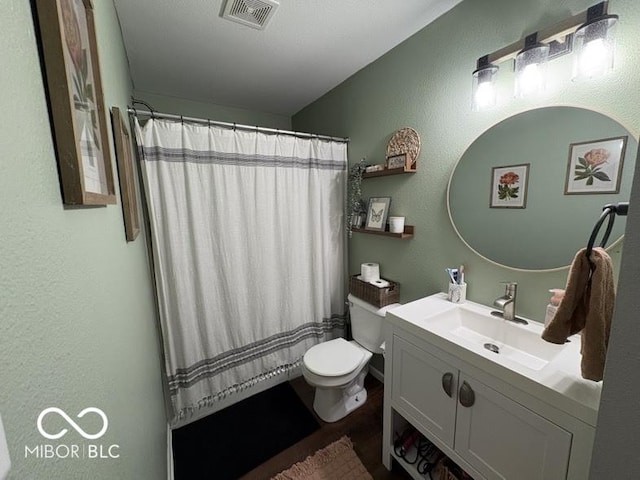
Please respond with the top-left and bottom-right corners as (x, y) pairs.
(61, 0), (107, 194)
(565, 137), (627, 195)
(575, 148), (611, 185)
(490, 164), (529, 209)
(497, 170), (520, 201)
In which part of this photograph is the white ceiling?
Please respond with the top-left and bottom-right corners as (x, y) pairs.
(113, 0), (462, 116)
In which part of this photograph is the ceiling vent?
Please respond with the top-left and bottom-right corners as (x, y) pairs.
(221, 0), (279, 30)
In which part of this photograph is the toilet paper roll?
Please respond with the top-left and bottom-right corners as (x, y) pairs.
(370, 279), (391, 288)
(360, 263), (380, 282)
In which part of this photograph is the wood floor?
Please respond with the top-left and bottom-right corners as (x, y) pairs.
(240, 375), (412, 479)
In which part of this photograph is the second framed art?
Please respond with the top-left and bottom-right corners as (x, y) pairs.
(111, 107), (140, 242)
(365, 197), (391, 231)
(490, 164), (530, 209)
(564, 136), (627, 195)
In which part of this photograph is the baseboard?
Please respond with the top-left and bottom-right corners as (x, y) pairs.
(369, 364), (384, 383)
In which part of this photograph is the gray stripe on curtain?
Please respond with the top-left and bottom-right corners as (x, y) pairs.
(141, 146), (346, 170)
(167, 316), (346, 393)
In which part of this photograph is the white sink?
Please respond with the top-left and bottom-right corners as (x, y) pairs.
(421, 303), (566, 371)
(386, 294), (601, 428)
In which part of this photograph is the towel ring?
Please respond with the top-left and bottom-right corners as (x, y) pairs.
(585, 202), (630, 258)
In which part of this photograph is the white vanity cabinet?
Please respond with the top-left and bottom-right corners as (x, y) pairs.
(391, 336), (458, 448)
(383, 305), (598, 480)
(454, 371), (572, 480)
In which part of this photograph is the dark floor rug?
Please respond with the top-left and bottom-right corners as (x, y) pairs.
(172, 381), (320, 480)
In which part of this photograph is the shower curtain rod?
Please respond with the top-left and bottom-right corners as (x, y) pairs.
(127, 107), (350, 143)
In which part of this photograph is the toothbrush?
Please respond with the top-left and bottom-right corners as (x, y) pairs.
(445, 268), (456, 284)
(459, 265), (465, 284)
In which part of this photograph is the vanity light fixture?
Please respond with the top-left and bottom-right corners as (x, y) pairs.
(514, 33), (550, 98)
(471, 1), (618, 111)
(472, 55), (499, 111)
(572, 2), (619, 80)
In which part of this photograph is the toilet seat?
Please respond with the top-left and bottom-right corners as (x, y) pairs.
(303, 338), (365, 377)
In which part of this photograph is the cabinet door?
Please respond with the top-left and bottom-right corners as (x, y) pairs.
(392, 336), (458, 447)
(455, 373), (572, 480)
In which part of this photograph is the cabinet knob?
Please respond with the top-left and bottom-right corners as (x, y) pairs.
(441, 372), (454, 397)
(459, 381), (475, 407)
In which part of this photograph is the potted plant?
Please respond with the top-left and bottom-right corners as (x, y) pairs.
(347, 158), (367, 236)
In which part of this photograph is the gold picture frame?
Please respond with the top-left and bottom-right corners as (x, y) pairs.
(34, 0), (116, 205)
(111, 107), (140, 241)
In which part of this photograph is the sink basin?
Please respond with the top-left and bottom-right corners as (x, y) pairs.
(425, 304), (565, 371)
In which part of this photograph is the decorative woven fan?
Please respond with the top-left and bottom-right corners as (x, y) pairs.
(386, 127), (420, 169)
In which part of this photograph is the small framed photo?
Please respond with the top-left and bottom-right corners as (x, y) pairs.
(490, 164), (529, 209)
(365, 197), (391, 231)
(111, 107), (140, 242)
(564, 136), (627, 195)
(386, 153), (409, 170)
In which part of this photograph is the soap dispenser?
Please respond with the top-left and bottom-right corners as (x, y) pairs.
(544, 289), (565, 327)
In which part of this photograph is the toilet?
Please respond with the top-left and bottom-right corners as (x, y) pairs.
(301, 294), (400, 422)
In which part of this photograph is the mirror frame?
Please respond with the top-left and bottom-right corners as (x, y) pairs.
(447, 105), (637, 272)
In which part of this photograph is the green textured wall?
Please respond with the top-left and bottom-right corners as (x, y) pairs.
(0, 1), (167, 479)
(132, 90), (292, 130)
(294, 0), (640, 322)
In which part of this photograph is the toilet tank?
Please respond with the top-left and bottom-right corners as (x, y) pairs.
(348, 294), (400, 353)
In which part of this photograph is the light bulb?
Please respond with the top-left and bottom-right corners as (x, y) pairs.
(580, 39), (607, 77)
(519, 64), (542, 96)
(474, 81), (496, 110)
(572, 13), (618, 81)
(514, 35), (549, 98)
(471, 59), (498, 111)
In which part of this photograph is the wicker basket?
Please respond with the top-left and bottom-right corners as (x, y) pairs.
(349, 275), (400, 307)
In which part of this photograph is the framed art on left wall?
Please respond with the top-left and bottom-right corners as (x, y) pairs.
(34, 0), (116, 205)
(111, 107), (140, 242)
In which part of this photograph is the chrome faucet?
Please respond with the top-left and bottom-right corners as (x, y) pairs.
(493, 282), (527, 325)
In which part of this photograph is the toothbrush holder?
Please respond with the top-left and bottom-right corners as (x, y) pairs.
(448, 282), (467, 304)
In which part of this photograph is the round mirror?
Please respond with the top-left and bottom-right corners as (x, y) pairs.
(448, 107), (637, 271)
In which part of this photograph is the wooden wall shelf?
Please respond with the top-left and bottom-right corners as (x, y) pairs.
(352, 225), (414, 239)
(362, 167), (416, 179)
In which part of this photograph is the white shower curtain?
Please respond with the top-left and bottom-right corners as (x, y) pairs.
(135, 118), (347, 423)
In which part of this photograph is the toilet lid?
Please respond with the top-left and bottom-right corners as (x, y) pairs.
(304, 338), (365, 377)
